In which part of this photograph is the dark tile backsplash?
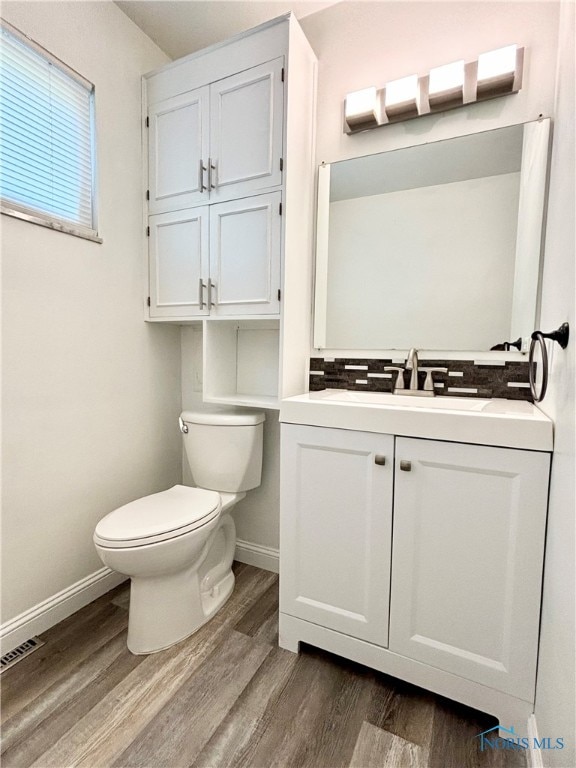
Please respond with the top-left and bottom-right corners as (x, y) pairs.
(309, 357), (534, 401)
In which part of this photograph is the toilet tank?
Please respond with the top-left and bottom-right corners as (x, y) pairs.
(180, 408), (265, 492)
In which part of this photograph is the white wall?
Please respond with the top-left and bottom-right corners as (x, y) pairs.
(1, 1), (182, 623)
(325, 174), (519, 349)
(534, 0), (575, 763)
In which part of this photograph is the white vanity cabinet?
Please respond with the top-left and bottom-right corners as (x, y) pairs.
(280, 423), (551, 729)
(280, 425), (394, 645)
(389, 437), (549, 702)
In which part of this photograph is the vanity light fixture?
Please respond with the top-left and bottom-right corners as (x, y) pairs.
(427, 60), (465, 108)
(384, 74), (418, 118)
(476, 44), (523, 98)
(343, 44), (524, 133)
(344, 86), (383, 131)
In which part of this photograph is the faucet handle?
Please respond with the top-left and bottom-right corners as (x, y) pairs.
(384, 366), (405, 390)
(420, 367), (448, 392)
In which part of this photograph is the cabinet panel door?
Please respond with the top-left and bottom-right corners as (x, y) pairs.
(149, 208), (209, 318)
(280, 425), (394, 646)
(148, 88), (209, 214)
(209, 58), (283, 203)
(209, 192), (281, 316)
(389, 437), (550, 700)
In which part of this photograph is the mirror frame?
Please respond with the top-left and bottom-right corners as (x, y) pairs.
(313, 118), (551, 355)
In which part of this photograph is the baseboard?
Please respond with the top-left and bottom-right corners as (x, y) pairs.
(235, 539), (279, 574)
(527, 714), (544, 768)
(0, 567), (127, 655)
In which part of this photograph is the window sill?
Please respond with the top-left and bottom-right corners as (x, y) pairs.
(1, 204), (103, 244)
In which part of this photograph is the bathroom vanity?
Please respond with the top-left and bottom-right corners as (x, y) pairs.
(279, 392), (553, 731)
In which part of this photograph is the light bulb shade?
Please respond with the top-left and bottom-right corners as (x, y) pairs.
(477, 45), (523, 97)
(344, 86), (382, 131)
(428, 60), (465, 107)
(384, 75), (418, 118)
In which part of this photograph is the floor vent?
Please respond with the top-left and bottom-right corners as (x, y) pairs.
(1, 637), (45, 673)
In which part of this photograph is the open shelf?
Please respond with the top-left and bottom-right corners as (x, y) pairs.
(204, 393), (279, 409)
(203, 319), (280, 410)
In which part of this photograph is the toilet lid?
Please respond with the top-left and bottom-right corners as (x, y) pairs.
(94, 485), (221, 548)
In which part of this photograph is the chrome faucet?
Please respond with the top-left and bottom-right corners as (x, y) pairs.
(406, 347), (419, 391)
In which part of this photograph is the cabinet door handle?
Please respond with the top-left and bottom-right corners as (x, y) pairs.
(199, 159), (206, 192)
(400, 460), (412, 472)
(374, 455), (386, 466)
(198, 278), (206, 309)
(209, 158), (217, 190)
(207, 279), (216, 307)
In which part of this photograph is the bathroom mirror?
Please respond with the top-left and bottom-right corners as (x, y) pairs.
(314, 118), (550, 351)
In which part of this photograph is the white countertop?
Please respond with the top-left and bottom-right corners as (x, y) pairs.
(280, 390), (553, 452)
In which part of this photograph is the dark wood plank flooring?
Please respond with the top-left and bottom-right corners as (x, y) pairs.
(1, 564), (527, 768)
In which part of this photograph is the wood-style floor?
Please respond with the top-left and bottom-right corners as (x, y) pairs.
(1, 563), (527, 768)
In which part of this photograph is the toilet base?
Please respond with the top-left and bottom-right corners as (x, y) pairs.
(126, 514), (236, 655)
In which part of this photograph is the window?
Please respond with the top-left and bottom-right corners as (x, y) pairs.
(0, 21), (100, 241)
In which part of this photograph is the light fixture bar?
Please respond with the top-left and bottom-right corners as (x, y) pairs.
(343, 44), (524, 134)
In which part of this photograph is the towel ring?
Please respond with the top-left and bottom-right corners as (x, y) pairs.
(529, 323), (570, 403)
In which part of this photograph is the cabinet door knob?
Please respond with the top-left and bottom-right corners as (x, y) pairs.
(374, 455), (386, 466)
(400, 460), (412, 472)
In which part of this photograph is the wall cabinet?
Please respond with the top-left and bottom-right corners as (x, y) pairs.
(143, 15), (317, 408)
(148, 87), (209, 215)
(148, 58), (283, 216)
(149, 207), (209, 318)
(280, 425), (550, 729)
(208, 58), (284, 203)
(149, 192), (281, 319)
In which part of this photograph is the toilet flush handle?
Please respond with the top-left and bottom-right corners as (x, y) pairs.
(178, 417), (189, 434)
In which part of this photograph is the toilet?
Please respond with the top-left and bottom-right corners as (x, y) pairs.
(93, 407), (265, 654)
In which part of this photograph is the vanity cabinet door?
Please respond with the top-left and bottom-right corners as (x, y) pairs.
(209, 58), (284, 203)
(148, 207), (209, 318)
(389, 437), (550, 700)
(280, 424), (394, 646)
(148, 88), (210, 215)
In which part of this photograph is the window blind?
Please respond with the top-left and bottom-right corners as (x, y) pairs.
(0, 23), (96, 234)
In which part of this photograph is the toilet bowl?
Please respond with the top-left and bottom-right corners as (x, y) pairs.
(94, 407), (265, 654)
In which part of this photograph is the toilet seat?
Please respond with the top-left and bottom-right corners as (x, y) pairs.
(94, 485), (221, 548)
